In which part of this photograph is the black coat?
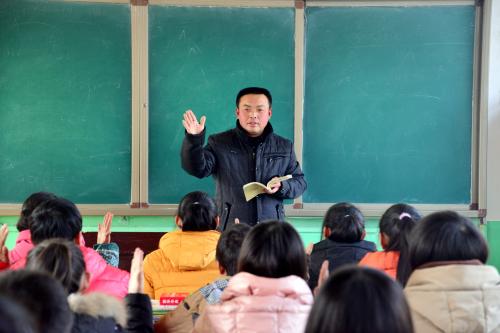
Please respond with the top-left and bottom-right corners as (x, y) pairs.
(181, 122), (306, 228)
(308, 239), (377, 290)
(69, 293), (153, 333)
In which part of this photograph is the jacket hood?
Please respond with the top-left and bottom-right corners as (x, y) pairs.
(159, 230), (220, 270)
(68, 292), (127, 327)
(222, 272), (313, 305)
(405, 264), (500, 332)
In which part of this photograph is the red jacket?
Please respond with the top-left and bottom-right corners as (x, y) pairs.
(9, 231), (129, 298)
(359, 251), (400, 279)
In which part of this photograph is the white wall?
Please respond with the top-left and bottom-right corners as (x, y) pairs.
(487, 0), (500, 220)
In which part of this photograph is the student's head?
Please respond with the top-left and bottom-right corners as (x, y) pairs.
(237, 221), (307, 279)
(408, 210), (488, 275)
(322, 202), (365, 243)
(26, 238), (87, 295)
(176, 191), (218, 231)
(235, 87), (272, 137)
(216, 223), (251, 276)
(379, 203), (421, 251)
(0, 270), (73, 333)
(17, 192), (57, 232)
(0, 296), (36, 333)
(305, 266), (414, 333)
(29, 197), (82, 245)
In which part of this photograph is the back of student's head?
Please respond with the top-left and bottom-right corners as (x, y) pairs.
(0, 270), (73, 333)
(26, 238), (86, 295)
(216, 223), (251, 276)
(238, 221), (307, 279)
(408, 210), (488, 277)
(305, 266), (414, 333)
(17, 191), (57, 232)
(0, 296), (36, 333)
(323, 202), (365, 243)
(177, 191), (218, 231)
(379, 204), (422, 285)
(29, 197), (82, 245)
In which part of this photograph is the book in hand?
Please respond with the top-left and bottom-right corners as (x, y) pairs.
(243, 175), (292, 202)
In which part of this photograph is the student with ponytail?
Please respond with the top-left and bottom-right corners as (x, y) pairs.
(359, 203), (421, 281)
(143, 191), (221, 299)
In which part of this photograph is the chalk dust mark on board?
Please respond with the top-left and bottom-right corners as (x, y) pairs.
(412, 94), (441, 101)
(178, 29), (186, 40)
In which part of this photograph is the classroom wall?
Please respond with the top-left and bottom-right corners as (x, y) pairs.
(486, 0), (500, 269)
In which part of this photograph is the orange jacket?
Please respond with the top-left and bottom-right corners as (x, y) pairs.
(143, 230), (221, 300)
(359, 251), (400, 279)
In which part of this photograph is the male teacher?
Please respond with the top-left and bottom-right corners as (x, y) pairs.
(181, 87), (306, 229)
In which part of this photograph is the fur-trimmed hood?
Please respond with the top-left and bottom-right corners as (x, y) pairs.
(68, 292), (127, 328)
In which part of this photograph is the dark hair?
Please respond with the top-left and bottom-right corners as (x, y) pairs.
(378, 204), (421, 285)
(0, 270), (73, 333)
(26, 238), (86, 295)
(177, 191), (218, 231)
(305, 266), (414, 333)
(323, 202), (365, 243)
(29, 197), (82, 245)
(238, 221), (307, 279)
(17, 192), (57, 231)
(405, 211), (488, 286)
(235, 87), (272, 107)
(0, 296), (36, 333)
(216, 223), (251, 276)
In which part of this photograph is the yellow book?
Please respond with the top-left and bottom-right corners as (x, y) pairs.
(243, 175), (292, 202)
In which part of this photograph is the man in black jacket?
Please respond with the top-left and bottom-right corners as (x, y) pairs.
(181, 87), (306, 229)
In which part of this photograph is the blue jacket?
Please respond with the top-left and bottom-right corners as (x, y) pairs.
(181, 122), (306, 227)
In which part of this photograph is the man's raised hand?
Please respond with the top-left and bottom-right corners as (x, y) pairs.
(182, 110), (206, 135)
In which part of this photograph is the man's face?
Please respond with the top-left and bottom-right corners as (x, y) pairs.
(236, 94), (272, 137)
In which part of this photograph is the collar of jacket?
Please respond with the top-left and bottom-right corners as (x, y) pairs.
(235, 120), (273, 145)
(417, 259), (483, 270)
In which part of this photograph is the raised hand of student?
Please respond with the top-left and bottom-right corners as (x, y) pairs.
(0, 224), (9, 265)
(128, 247), (145, 294)
(97, 212), (113, 244)
(305, 242), (314, 256)
(182, 109), (206, 135)
(314, 260), (330, 297)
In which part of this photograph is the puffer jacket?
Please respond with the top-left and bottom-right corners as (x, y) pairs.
(405, 261), (500, 333)
(69, 292), (153, 333)
(308, 239), (376, 289)
(143, 230), (221, 299)
(193, 272), (313, 333)
(11, 237), (129, 299)
(182, 121), (306, 228)
(359, 250), (400, 279)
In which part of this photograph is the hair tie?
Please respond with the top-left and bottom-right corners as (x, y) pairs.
(399, 212), (411, 220)
(344, 214), (350, 218)
(192, 201), (200, 205)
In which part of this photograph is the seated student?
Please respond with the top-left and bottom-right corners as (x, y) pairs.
(404, 211), (500, 333)
(305, 265), (414, 333)
(0, 269), (74, 333)
(154, 223), (251, 333)
(11, 197), (130, 298)
(359, 203), (421, 280)
(7, 191), (119, 268)
(193, 221), (313, 333)
(26, 239), (153, 333)
(308, 202), (376, 290)
(143, 191), (221, 299)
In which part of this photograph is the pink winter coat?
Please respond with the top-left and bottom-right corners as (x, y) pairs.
(9, 231), (129, 298)
(193, 272), (313, 333)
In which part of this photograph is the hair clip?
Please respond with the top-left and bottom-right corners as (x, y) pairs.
(399, 212), (411, 220)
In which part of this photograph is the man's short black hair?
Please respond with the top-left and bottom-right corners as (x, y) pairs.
(216, 223), (251, 276)
(236, 87), (272, 107)
(29, 197), (82, 245)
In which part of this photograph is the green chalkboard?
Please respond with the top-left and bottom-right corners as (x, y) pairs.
(0, 0), (131, 203)
(149, 6), (295, 203)
(303, 6), (475, 204)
